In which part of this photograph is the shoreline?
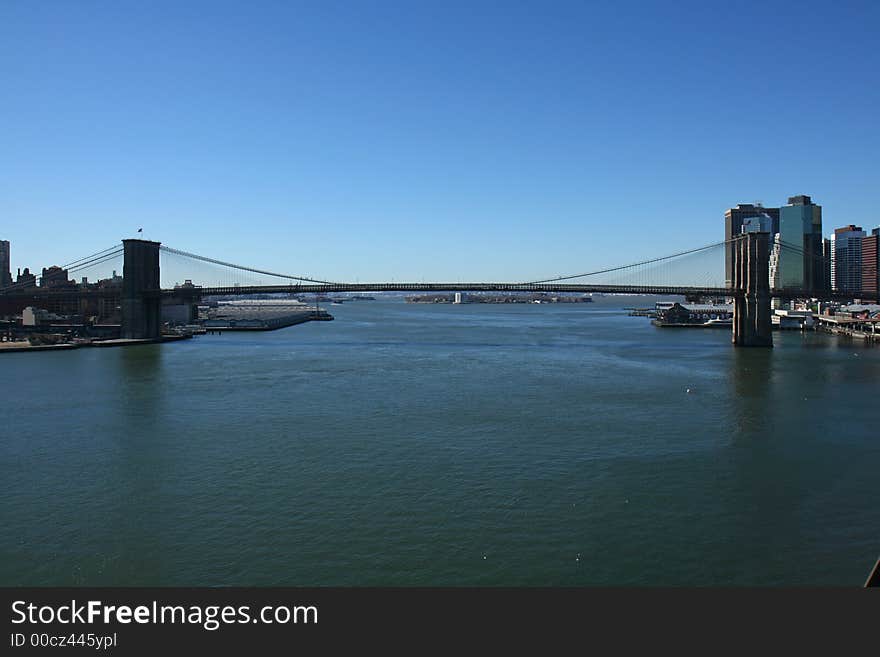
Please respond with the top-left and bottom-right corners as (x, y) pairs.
(0, 342), (81, 353)
(0, 313), (334, 353)
(0, 334), (192, 354)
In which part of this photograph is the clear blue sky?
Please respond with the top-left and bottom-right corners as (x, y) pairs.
(2, 0), (878, 282)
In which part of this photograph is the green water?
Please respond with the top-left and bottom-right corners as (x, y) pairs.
(1, 297), (878, 585)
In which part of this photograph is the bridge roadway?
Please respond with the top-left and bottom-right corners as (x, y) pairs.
(1, 283), (875, 302)
(164, 283), (735, 297)
(165, 283), (877, 302)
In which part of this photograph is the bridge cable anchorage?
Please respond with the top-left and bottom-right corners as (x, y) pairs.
(521, 237), (736, 286)
(158, 245), (338, 285)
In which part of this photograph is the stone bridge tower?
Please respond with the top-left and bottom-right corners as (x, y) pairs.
(121, 239), (161, 340)
(732, 232), (772, 347)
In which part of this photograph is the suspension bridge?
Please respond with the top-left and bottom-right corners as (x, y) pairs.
(0, 233), (874, 347)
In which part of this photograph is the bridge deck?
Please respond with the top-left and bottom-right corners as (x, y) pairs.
(166, 283), (735, 297)
(1, 283), (875, 302)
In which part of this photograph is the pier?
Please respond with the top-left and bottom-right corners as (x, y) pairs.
(815, 314), (880, 342)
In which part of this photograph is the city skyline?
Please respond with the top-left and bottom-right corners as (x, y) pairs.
(2, 1), (879, 281)
(4, 192), (878, 290)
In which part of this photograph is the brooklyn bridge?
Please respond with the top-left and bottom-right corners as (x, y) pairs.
(0, 233), (873, 347)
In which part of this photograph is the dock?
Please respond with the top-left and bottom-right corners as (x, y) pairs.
(815, 315), (880, 342)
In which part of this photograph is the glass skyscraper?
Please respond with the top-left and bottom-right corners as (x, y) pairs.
(831, 224), (866, 293)
(775, 195), (823, 291)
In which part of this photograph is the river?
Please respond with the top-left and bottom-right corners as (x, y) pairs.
(1, 296), (877, 585)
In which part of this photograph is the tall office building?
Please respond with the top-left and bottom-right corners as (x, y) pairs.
(0, 240), (11, 287)
(724, 203), (779, 287)
(830, 224), (866, 294)
(861, 228), (879, 300)
(775, 195), (824, 292)
(822, 238), (833, 295)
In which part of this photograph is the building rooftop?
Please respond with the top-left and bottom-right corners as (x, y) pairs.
(787, 195), (813, 206)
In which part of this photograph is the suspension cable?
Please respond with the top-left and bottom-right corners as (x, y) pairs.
(61, 245), (122, 269)
(159, 245), (337, 285)
(521, 237), (738, 285)
(66, 249), (124, 274)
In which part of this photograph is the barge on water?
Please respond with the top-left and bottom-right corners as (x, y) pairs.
(197, 299), (333, 332)
(201, 310), (333, 332)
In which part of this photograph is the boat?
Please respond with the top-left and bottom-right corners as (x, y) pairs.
(704, 317), (732, 327)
